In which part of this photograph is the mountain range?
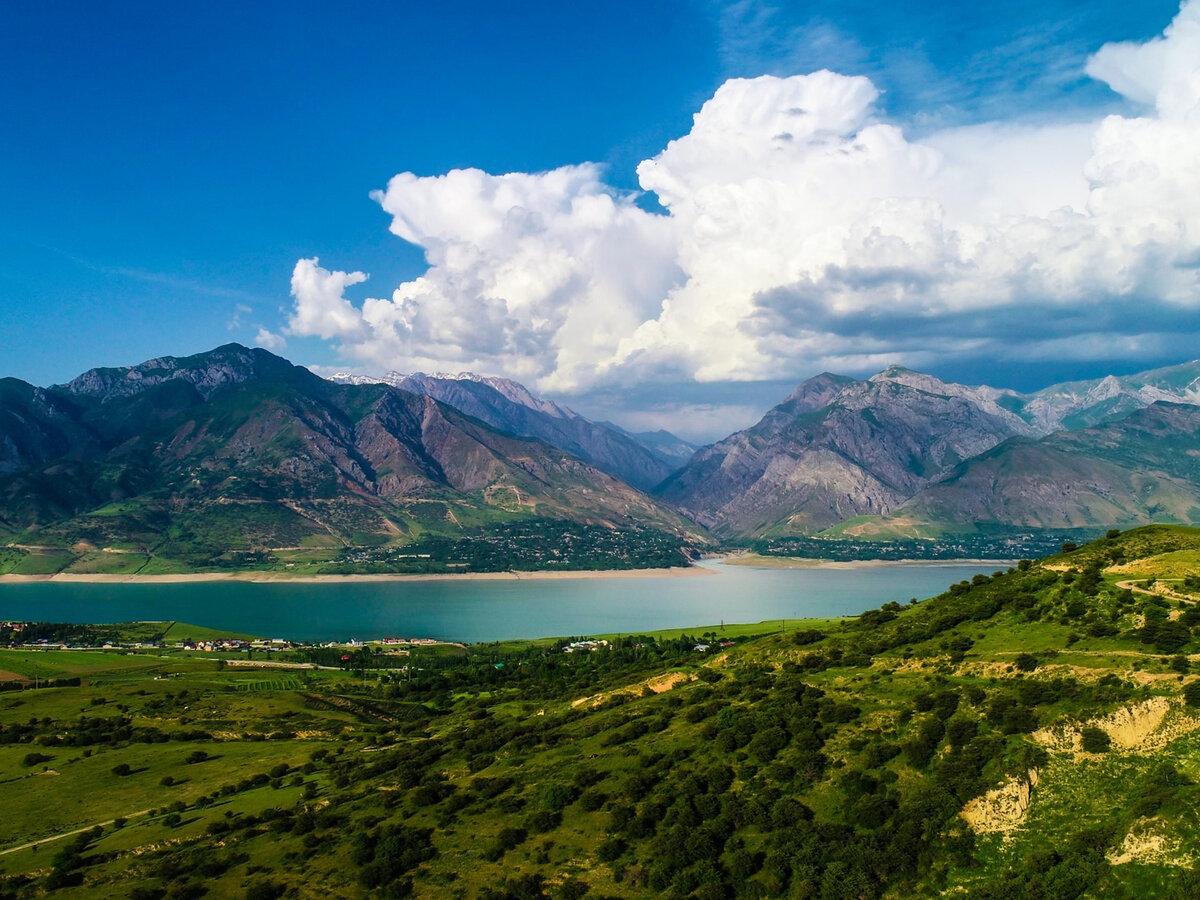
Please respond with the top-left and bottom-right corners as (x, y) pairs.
(0, 345), (695, 565)
(3, 345), (1200, 563)
(325, 370), (695, 490)
(661, 361), (1200, 537)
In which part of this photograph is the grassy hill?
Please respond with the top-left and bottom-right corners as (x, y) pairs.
(3, 527), (1200, 897)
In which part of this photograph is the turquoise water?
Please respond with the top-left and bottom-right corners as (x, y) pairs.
(0, 561), (1005, 643)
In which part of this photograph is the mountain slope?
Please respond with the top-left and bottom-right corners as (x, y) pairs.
(890, 402), (1200, 531)
(327, 371), (681, 490)
(602, 425), (698, 470)
(1018, 359), (1200, 432)
(659, 361), (1200, 538)
(0, 378), (96, 474)
(0, 345), (698, 562)
(657, 373), (1034, 536)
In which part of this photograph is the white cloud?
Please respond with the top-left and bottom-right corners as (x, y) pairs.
(254, 328), (287, 352)
(287, 257), (370, 341)
(286, 1), (1200, 395)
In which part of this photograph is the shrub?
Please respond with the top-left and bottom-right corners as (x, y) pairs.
(111, 763), (132, 777)
(1184, 681), (1200, 708)
(791, 630), (825, 646)
(526, 810), (561, 833)
(483, 826), (527, 861)
(1153, 621), (1191, 654)
(1013, 653), (1039, 672)
(596, 837), (626, 862)
(244, 882), (285, 900)
(946, 717), (978, 748)
(1080, 727), (1111, 753)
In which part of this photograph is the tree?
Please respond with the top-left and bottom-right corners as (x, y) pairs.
(1080, 727), (1111, 753)
(1153, 621), (1190, 654)
(1184, 681), (1200, 708)
(1014, 653), (1039, 672)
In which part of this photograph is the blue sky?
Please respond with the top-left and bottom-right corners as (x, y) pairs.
(1, 0), (1194, 439)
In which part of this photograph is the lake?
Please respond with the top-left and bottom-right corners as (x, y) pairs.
(0, 560), (1006, 643)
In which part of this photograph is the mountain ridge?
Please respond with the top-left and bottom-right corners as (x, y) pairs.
(0, 345), (700, 570)
(325, 370), (692, 489)
(660, 359), (1200, 537)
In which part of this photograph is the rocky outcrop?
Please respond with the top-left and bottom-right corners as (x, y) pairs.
(59, 344), (295, 402)
(1108, 818), (1193, 867)
(960, 769), (1039, 835)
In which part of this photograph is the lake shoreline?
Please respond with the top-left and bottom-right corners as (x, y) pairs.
(717, 554), (1017, 570)
(0, 557), (1019, 584)
(0, 565), (714, 585)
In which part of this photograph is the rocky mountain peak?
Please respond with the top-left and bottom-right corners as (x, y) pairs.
(784, 372), (857, 413)
(58, 344), (296, 403)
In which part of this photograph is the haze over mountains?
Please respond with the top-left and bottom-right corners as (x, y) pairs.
(2, 345), (1200, 558)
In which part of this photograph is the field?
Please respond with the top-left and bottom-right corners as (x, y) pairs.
(1, 527), (1200, 897)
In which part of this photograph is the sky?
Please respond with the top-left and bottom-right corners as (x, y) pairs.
(2, 0), (1197, 441)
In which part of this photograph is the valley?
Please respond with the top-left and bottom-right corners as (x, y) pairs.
(1, 527), (1200, 897)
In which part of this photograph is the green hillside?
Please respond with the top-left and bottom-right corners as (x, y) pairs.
(3, 527), (1200, 897)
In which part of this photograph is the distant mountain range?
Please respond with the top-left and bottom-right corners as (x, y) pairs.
(660, 361), (1200, 537)
(3, 345), (1200, 562)
(325, 370), (696, 490)
(0, 345), (695, 564)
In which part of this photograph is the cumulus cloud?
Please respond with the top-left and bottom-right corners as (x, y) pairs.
(254, 328), (286, 352)
(287, 258), (370, 341)
(286, 2), (1200, 396)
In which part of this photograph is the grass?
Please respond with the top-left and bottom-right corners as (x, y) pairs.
(60, 552), (150, 575)
(0, 548), (76, 575)
(1110, 548), (1200, 578)
(0, 650), (184, 680)
(157, 621), (260, 643)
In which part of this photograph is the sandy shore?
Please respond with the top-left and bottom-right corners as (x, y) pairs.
(717, 554), (1015, 570)
(0, 566), (714, 585)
